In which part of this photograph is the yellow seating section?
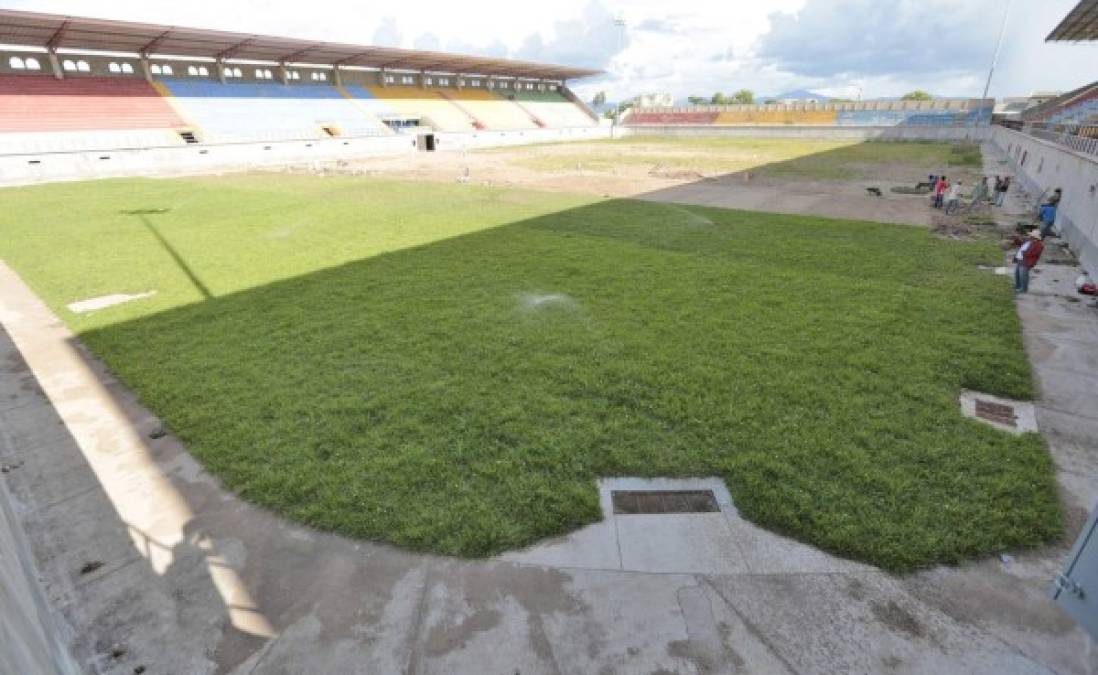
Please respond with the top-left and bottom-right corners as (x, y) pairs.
(363, 86), (477, 131)
(443, 89), (539, 130)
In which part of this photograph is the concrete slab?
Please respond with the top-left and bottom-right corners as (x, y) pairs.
(704, 570), (1071, 675)
(721, 504), (874, 575)
(1032, 368), (1098, 421)
(606, 477), (749, 574)
(0, 402), (73, 451)
(618, 513), (749, 574)
(533, 568), (708, 674)
(959, 389), (1039, 434)
(505, 476), (862, 576)
(498, 485), (622, 570)
(1023, 332), (1098, 377)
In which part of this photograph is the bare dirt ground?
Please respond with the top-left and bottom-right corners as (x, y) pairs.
(309, 138), (987, 227)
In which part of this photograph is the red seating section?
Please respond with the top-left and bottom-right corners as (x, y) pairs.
(0, 75), (184, 132)
(626, 111), (718, 125)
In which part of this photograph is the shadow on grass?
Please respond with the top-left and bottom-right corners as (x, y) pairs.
(74, 194), (1061, 573)
(130, 212), (214, 300)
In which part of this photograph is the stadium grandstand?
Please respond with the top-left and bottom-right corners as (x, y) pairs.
(0, 9), (602, 156)
(623, 99), (995, 128)
(1021, 80), (1098, 126)
(1002, 0), (1098, 157)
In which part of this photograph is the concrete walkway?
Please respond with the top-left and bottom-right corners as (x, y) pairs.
(2, 158), (1098, 671)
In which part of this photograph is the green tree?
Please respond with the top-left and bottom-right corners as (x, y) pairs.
(732, 89), (754, 104)
(592, 91), (607, 107)
(687, 96), (708, 106)
(605, 101), (633, 121)
(711, 92), (728, 105)
(901, 90), (933, 101)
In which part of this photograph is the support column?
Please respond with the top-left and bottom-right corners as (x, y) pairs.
(420, 70), (427, 89)
(455, 74), (464, 90)
(216, 59), (226, 84)
(332, 66), (343, 87)
(140, 55), (153, 83)
(46, 49), (63, 80)
(277, 63), (289, 84)
(379, 68), (388, 87)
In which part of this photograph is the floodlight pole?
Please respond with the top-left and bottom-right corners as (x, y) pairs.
(982, 0), (1013, 101)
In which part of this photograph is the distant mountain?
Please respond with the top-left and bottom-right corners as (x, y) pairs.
(767, 89), (830, 101)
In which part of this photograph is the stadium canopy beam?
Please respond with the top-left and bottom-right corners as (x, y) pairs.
(334, 50), (379, 67)
(0, 9), (604, 82)
(43, 20), (70, 80)
(216, 37), (257, 61)
(45, 19), (69, 49)
(139, 29), (174, 57)
(278, 43), (325, 65)
(1047, 0), (1098, 41)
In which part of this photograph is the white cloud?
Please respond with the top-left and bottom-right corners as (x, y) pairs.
(4, 0), (1094, 103)
(372, 17), (402, 48)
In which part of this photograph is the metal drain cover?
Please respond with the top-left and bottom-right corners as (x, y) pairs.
(975, 399), (1018, 427)
(612, 490), (720, 514)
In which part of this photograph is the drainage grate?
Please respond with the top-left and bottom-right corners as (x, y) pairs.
(612, 490), (720, 515)
(975, 399), (1018, 427)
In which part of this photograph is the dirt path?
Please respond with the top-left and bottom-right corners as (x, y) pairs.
(308, 140), (983, 227)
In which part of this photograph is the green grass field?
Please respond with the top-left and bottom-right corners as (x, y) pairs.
(0, 170), (1060, 572)
(499, 137), (983, 180)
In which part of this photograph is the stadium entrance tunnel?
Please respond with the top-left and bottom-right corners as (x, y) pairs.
(417, 133), (436, 151)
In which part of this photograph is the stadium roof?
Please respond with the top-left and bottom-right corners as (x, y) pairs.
(1047, 0), (1098, 41)
(0, 9), (602, 80)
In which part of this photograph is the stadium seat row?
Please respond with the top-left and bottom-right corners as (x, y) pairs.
(0, 74), (598, 151)
(625, 106), (994, 127)
(1046, 89), (1098, 126)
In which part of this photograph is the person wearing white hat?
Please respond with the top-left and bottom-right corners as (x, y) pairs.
(1013, 229), (1044, 294)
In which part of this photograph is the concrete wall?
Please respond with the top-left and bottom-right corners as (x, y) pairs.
(992, 127), (1098, 277)
(435, 125), (609, 149)
(1, 462), (78, 674)
(0, 134), (414, 186)
(0, 125), (612, 187)
(617, 125), (990, 142)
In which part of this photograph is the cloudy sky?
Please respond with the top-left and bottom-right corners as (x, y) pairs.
(4, 0), (1095, 101)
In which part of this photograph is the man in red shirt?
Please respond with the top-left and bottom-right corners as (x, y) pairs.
(1013, 229), (1044, 294)
(933, 175), (948, 209)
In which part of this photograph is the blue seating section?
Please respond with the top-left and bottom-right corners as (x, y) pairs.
(158, 79), (387, 140)
(1049, 97), (1098, 125)
(836, 107), (991, 127)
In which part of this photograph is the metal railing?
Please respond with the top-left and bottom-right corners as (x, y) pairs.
(1019, 122), (1098, 158)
